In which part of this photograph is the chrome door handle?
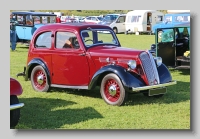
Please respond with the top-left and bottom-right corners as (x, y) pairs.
(79, 53), (86, 56)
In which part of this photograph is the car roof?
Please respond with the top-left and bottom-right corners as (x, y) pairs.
(35, 22), (112, 33)
(164, 13), (190, 16)
(156, 22), (190, 30)
(12, 11), (56, 16)
(174, 22), (190, 27)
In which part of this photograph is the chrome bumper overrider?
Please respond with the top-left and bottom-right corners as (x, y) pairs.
(10, 103), (24, 110)
(132, 80), (177, 92)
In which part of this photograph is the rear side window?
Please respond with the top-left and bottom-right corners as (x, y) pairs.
(35, 32), (52, 48)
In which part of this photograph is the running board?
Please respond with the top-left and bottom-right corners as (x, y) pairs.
(51, 84), (88, 89)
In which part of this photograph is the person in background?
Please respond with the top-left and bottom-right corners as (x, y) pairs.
(56, 15), (61, 23)
(10, 13), (18, 51)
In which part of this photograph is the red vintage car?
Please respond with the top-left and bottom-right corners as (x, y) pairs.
(17, 23), (176, 106)
(10, 77), (24, 128)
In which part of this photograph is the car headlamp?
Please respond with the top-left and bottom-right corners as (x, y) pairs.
(127, 60), (136, 70)
(154, 57), (162, 67)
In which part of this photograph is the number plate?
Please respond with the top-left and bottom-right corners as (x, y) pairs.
(148, 87), (167, 96)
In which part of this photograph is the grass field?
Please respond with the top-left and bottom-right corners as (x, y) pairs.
(10, 34), (190, 129)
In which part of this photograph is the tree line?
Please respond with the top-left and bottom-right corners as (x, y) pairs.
(11, 10), (168, 17)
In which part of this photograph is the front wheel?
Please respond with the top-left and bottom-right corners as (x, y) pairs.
(113, 28), (118, 34)
(10, 95), (20, 128)
(100, 73), (128, 106)
(31, 65), (50, 92)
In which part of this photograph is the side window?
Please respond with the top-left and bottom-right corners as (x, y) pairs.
(157, 16), (163, 22)
(35, 32), (52, 48)
(159, 29), (174, 43)
(16, 15), (24, 25)
(26, 15), (33, 26)
(86, 17), (91, 20)
(33, 16), (41, 24)
(91, 17), (97, 21)
(56, 32), (80, 49)
(118, 16), (125, 23)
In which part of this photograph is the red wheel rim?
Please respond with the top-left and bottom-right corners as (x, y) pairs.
(104, 79), (120, 102)
(33, 69), (47, 90)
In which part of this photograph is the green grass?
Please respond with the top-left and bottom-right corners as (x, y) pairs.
(10, 34), (190, 129)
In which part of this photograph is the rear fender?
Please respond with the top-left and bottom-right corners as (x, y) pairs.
(25, 58), (51, 85)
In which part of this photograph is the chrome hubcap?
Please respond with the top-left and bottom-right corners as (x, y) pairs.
(37, 75), (44, 85)
(109, 85), (117, 96)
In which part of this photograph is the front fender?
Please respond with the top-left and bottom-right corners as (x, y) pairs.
(157, 63), (172, 83)
(25, 58), (51, 85)
(88, 65), (146, 92)
(10, 78), (23, 96)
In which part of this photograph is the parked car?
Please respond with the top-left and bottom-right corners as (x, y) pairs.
(149, 22), (190, 69)
(84, 16), (103, 24)
(12, 11), (57, 43)
(17, 23), (176, 106)
(99, 14), (126, 34)
(10, 77), (24, 128)
(152, 12), (190, 35)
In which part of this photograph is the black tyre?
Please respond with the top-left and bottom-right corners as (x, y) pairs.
(31, 65), (50, 92)
(100, 73), (128, 106)
(10, 95), (20, 128)
(113, 28), (118, 34)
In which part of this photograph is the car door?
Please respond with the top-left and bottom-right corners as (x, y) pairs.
(116, 15), (126, 33)
(51, 31), (90, 86)
(156, 28), (176, 67)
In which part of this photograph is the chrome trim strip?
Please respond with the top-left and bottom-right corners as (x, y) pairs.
(51, 84), (88, 89)
(10, 103), (24, 110)
(132, 80), (177, 92)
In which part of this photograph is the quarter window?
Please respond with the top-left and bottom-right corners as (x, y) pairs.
(35, 32), (52, 48)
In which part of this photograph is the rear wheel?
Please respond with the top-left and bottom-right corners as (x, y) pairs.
(100, 73), (128, 106)
(31, 65), (50, 92)
(10, 95), (20, 128)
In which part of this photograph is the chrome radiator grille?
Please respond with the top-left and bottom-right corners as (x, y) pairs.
(139, 51), (160, 85)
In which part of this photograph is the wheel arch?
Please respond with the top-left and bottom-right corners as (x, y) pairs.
(88, 65), (146, 92)
(157, 63), (173, 83)
(113, 27), (118, 33)
(26, 58), (51, 85)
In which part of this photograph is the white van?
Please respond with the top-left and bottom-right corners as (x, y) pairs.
(99, 14), (126, 34)
(125, 10), (164, 34)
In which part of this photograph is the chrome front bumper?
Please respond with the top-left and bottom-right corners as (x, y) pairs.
(10, 103), (24, 110)
(132, 80), (177, 92)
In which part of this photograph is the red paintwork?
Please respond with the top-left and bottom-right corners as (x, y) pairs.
(27, 23), (149, 86)
(10, 78), (23, 96)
